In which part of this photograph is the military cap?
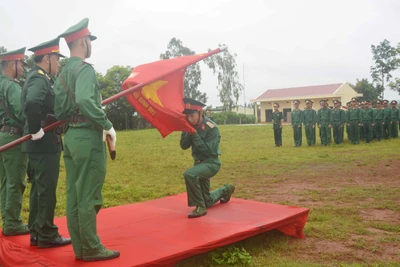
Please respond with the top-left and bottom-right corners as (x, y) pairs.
(383, 99), (389, 103)
(351, 97), (358, 102)
(59, 18), (97, 44)
(273, 102), (280, 107)
(28, 38), (65, 58)
(305, 99), (313, 104)
(333, 99), (341, 104)
(0, 47), (28, 65)
(346, 101), (351, 105)
(319, 99), (328, 103)
(182, 98), (206, 114)
(293, 100), (300, 104)
(391, 100), (398, 105)
(376, 100), (382, 104)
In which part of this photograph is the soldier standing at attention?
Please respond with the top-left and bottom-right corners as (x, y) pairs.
(291, 100), (302, 147)
(21, 38), (71, 248)
(345, 101), (351, 142)
(53, 18), (119, 262)
(0, 48), (29, 236)
(361, 100), (373, 143)
(303, 99), (317, 146)
(272, 102), (283, 147)
(346, 98), (361, 144)
(389, 100), (399, 138)
(180, 98), (235, 219)
(318, 99), (332, 146)
(330, 100), (345, 144)
(359, 102), (365, 141)
(383, 99), (391, 139)
(373, 100), (385, 141)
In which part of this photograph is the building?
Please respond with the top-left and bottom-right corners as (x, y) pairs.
(251, 83), (362, 123)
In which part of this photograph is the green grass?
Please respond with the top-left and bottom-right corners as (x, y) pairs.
(4, 124), (400, 266)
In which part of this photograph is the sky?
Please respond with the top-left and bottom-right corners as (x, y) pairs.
(1, 0), (400, 107)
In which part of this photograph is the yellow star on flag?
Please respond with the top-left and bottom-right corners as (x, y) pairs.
(141, 80), (168, 107)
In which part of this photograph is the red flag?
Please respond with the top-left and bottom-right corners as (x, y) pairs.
(122, 53), (216, 137)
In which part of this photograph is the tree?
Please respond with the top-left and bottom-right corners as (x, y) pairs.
(99, 65), (136, 130)
(370, 39), (399, 98)
(204, 45), (244, 111)
(160, 38), (207, 103)
(388, 43), (400, 94)
(0, 46), (7, 73)
(349, 79), (382, 102)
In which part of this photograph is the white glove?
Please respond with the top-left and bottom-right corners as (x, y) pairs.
(103, 127), (116, 146)
(31, 128), (45, 141)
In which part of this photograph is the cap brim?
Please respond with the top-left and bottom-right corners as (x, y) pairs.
(20, 60), (28, 66)
(89, 35), (97, 41)
(57, 53), (66, 58)
(183, 110), (198, 114)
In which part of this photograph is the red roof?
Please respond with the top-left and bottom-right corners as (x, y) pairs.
(255, 83), (343, 100)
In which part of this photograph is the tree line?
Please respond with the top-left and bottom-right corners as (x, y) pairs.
(1, 39), (244, 130)
(351, 39), (400, 101)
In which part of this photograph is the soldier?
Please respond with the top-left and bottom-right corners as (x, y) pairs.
(383, 99), (391, 139)
(359, 102), (365, 141)
(373, 100), (384, 141)
(345, 101), (351, 142)
(361, 100), (373, 143)
(205, 108), (214, 121)
(346, 97), (361, 144)
(0, 48), (29, 236)
(389, 100), (399, 138)
(291, 100), (302, 147)
(272, 102), (283, 146)
(53, 18), (119, 261)
(21, 38), (71, 248)
(303, 99), (317, 146)
(318, 99), (331, 146)
(330, 100), (345, 144)
(180, 98), (235, 219)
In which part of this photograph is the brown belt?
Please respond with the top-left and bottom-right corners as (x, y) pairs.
(0, 125), (23, 135)
(70, 115), (90, 123)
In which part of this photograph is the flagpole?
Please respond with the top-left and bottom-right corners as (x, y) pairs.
(0, 46), (226, 153)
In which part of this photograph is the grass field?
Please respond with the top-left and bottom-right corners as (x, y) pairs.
(11, 124), (400, 266)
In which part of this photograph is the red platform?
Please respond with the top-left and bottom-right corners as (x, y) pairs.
(0, 193), (309, 267)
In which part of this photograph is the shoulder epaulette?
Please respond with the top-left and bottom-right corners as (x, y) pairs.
(38, 70), (44, 75)
(206, 121), (215, 128)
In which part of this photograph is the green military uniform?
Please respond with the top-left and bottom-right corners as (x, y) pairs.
(345, 102), (351, 142)
(21, 38), (67, 247)
(347, 98), (361, 144)
(383, 100), (391, 139)
(389, 101), (399, 138)
(361, 104), (373, 143)
(180, 98), (234, 219)
(54, 18), (120, 261)
(317, 100), (331, 146)
(373, 104), (384, 141)
(291, 100), (302, 147)
(303, 100), (317, 146)
(272, 106), (283, 146)
(359, 103), (365, 141)
(330, 100), (345, 144)
(0, 48), (29, 235)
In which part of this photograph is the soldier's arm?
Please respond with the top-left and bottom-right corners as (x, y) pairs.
(191, 125), (220, 157)
(75, 65), (113, 130)
(180, 132), (192, 150)
(24, 76), (47, 134)
(8, 82), (24, 125)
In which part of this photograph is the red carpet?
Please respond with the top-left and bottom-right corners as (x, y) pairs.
(0, 193), (309, 267)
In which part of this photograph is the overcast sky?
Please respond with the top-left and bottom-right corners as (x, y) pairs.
(2, 0), (400, 106)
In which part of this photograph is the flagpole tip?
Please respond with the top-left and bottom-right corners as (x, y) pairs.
(219, 45), (228, 51)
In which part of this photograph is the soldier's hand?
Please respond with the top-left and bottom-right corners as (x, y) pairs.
(318, 125), (321, 128)
(328, 125), (332, 128)
(279, 125), (283, 128)
(31, 128), (45, 141)
(103, 127), (117, 146)
(382, 122), (385, 125)
(312, 125), (315, 128)
(347, 123), (350, 126)
(390, 121), (393, 124)
(298, 125), (301, 128)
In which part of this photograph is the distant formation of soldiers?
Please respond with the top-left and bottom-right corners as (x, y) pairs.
(271, 98), (399, 147)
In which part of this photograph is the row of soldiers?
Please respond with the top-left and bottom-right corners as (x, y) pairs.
(272, 97), (399, 146)
(0, 18), (119, 261)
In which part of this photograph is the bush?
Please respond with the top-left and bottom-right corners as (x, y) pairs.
(208, 247), (252, 266)
(212, 112), (255, 125)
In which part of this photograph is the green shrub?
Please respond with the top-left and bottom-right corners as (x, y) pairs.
(208, 247), (252, 266)
(212, 112), (255, 125)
